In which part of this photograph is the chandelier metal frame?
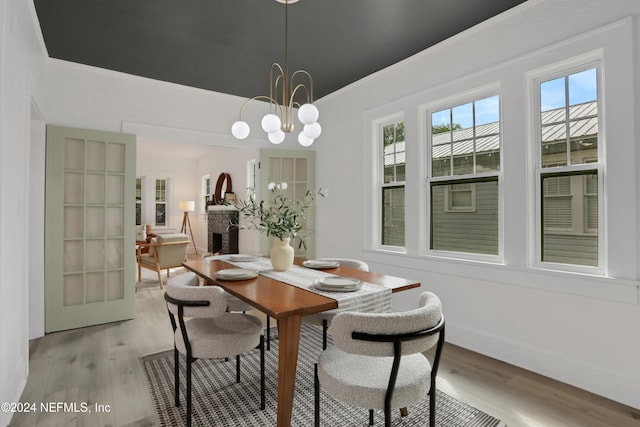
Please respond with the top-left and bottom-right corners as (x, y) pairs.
(231, 0), (321, 146)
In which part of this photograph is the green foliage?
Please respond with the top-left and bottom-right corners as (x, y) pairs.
(432, 123), (462, 134)
(235, 187), (326, 249)
(383, 122), (405, 147)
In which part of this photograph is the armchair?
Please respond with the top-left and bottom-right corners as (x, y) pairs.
(137, 233), (189, 288)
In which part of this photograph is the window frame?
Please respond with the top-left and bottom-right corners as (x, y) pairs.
(373, 113), (406, 251)
(531, 60), (604, 274)
(202, 174), (211, 213)
(424, 89), (503, 261)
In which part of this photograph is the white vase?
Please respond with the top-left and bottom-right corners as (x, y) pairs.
(270, 237), (294, 271)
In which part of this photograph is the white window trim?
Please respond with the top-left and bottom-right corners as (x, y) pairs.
(201, 174), (211, 214)
(529, 57), (605, 276)
(421, 86), (504, 263)
(372, 112), (406, 252)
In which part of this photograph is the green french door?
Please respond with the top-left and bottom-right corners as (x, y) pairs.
(45, 125), (136, 332)
(259, 149), (316, 258)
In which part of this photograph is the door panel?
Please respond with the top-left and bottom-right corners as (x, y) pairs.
(259, 149), (316, 258)
(45, 125), (136, 332)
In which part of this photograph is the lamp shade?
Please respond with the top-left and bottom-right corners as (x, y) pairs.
(231, 121), (250, 139)
(179, 200), (195, 212)
(298, 103), (319, 125)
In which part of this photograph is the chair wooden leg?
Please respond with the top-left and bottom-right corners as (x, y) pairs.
(157, 270), (164, 289)
(369, 409), (374, 425)
(400, 407), (409, 416)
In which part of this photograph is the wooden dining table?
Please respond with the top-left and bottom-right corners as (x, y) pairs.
(182, 257), (420, 427)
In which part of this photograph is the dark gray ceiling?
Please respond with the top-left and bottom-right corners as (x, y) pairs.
(34, 0), (527, 101)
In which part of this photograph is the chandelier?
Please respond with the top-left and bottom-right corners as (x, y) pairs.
(230, 0), (321, 146)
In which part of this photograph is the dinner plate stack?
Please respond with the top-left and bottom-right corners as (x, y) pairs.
(215, 268), (259, 281)
(302, 259), (340, 269)
(313, 276), (362, 292)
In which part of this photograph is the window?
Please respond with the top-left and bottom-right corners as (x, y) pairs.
(380, 119), (405, 247)
(155, 178), (167, 226)
(135, 178), (142, 226)
(202, 174), (211, 212)
(536, 66), (600, 267)
(428, 94), (500, 256)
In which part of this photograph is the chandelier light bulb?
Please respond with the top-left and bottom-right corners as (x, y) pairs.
(298, 103), (319, 125)
(303, 122), (322, 139)
(298, 132), (314, 147)
(268, 130), (286, 144)
(261, 113), (282, 134)
(231, 121), (250, 139)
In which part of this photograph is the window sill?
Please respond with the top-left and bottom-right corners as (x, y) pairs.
(363, 249), (638, 305)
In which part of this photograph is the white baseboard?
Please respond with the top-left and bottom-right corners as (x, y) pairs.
(446, 322), (640, 410)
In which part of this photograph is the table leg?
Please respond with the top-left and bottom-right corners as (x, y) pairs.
(276, 315), (302, 427)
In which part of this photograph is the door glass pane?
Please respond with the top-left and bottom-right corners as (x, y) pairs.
(106, 238), (123, 269)
(107, 270), (124, 301)
(86, 207), (105, 237)
(107, 174), (124, 204)
(106, 142), (125, 172)
(86, 272), (104, 303)
(64, 207), (84, 238)
(64, 173), (84, 204)
(65, 138), (84, 171)
(85, 240), (104, 270)
(86, 174), (105, 204)
(63, 274), (84, 306)
(269, 158), (281, 181)
(295, 158), (307, 181)
(107, 207), (124, 236)
(64, 241), (83, 272)
(86, 140), (105, 171)
(282, 158), (294, 181)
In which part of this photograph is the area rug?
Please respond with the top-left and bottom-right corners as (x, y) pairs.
(141, 324), (505, 426)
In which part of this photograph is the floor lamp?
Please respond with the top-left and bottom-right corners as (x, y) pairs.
(179, 200), (198, 255)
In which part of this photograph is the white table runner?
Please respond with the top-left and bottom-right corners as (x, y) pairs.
(205, 255), (391, 313)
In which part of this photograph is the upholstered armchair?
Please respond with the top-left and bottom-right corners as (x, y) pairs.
(137, 233), (189, 288)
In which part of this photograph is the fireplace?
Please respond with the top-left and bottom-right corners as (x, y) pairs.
(207, 206), (239, 254)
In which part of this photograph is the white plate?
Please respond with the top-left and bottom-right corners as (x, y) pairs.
(318, 276), (361, 288)
(215, 268), (259, 281)
(229, 254), (259, 262)
(313, 279), (362, 292)
(303, 259), (340, 269)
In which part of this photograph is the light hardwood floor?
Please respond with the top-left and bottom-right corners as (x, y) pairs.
(9, 271), (640, 427)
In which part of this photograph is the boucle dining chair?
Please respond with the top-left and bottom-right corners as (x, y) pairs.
(314, 291), (445, 427)
(165, 276), (265, 427)
(302, 258), (370, 350)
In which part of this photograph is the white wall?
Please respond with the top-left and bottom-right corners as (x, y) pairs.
(0, 1), (47, 425)
(315, 0), (640, 409)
